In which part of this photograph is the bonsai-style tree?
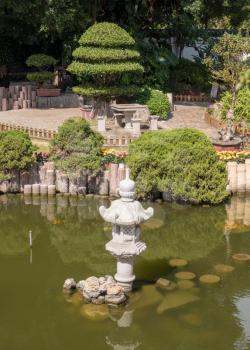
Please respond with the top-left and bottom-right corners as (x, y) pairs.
(203, 33), (250, 105)
(67, 22), (144, 117)
(26, 54), (57, 87)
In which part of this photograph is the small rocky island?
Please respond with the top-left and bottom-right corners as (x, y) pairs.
(63, 168), (154, 305)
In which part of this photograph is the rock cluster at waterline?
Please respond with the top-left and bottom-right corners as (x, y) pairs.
(63, 275), (127, 305)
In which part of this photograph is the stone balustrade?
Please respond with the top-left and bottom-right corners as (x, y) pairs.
(227, 160), (250, 193)
(174, 94), (211, 103)
(0, 122), (56, 140)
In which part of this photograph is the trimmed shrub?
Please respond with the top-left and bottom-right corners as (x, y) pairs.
(136, 88), (170, 119)
(26, 53), (57, 86)
(26, 54), (57, 68)
(0, 131), (35, 181)
(220, 88), (250, 123)
(49, 118), (103, 175)
(67, 22), (143, 102)
(127, 128), (228, 204)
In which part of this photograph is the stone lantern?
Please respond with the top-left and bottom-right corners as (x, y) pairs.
(99, 169), (153, 292)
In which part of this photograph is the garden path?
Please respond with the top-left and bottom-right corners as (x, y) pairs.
(0, 104), (218, 139)
(159, 104), (218, 139)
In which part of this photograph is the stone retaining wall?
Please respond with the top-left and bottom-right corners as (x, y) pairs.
(227, 160), (250, 193)
(0, 162), (126, 197)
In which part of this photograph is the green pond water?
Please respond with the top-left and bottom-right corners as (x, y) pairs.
(0, 194), (250, 350)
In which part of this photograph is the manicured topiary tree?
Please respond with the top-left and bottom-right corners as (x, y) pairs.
(26, 54), (57, 86)
(127, 128), (228, 204)
(67, 22), (144, 116)
(49, 117), (103, 175)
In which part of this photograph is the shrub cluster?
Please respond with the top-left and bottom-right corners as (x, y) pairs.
(127, 128), (228, 204)
(220, 88), (250, 123)
(0, 131), (35, 181)
(49, 118), (103, 175)
(136, 88), (170, 120)
(68, 22), (143, 99)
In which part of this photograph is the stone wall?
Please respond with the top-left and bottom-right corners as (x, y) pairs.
(36, 93), (79, 109)
(0, 162), (126, 197)
(0, 84), (79, 110)
(227, 160), (250, 193)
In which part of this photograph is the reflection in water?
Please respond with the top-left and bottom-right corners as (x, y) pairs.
(0, 194), (250, 350)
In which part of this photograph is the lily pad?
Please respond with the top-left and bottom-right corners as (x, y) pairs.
(199, 274), (220, 284)
(175, 271), (196, 280)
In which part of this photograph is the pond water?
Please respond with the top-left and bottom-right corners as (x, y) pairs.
(0, 194), (250, 350)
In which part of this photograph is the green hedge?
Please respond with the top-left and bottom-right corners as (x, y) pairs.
(136, 88), (170, 119)
(50, 118), (103, 175)
(127, 128), (228, 204)
(79, 22), (135, 47)
(0, 131), (35, 181)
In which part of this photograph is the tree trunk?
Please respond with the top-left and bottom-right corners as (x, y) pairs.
(92, 98), (112, 118)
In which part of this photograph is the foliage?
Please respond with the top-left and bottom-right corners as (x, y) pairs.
(237, 68), (250, 90)
(79, 22), (135, 47)
(26, 53), (57, 86)
(127, 128), (228, 204)
(26, 72), (54, 84)
(73, 85), (140, 98)
(0, 131), (35, 181)
(72, 46), (140, 62)
(26, 54), (57, 68)
(203, 33), (250, 98)
(217, 151), (250, 163)
(101, 148), (128, 165)
(169, 58), (211, 93)
(49, 118), (103, 175)
(67, 22), (143, 100)
(220, 88), (250, 122)
(136, 88), (170, 119)
(137, 36), (177, 91)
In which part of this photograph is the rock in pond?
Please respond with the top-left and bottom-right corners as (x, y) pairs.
(63, 278), (76, 290)
(232, 253), (250, 263)
(175, 271), (196, 280)
(156, 278), (171, 288)
(177, 280), (196, 290)
(80, 304), (108, 321)
(135, 285), (163, 309)
(199, 274), (220, 284)
(214, 264), (235, 274)
(169, 258), (188, 268)
(157, 290), (200, 314)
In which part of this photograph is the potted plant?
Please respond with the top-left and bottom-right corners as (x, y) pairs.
(26, 54), (60, 97)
